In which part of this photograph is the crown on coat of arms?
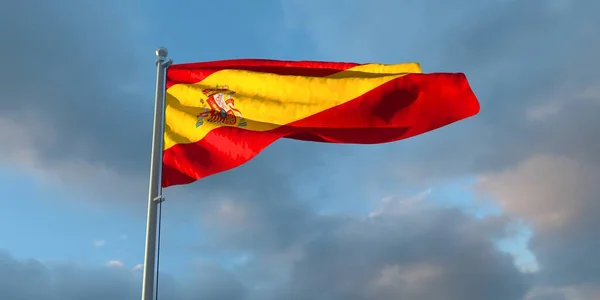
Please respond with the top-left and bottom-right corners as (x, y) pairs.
(202, 85), (235, 97)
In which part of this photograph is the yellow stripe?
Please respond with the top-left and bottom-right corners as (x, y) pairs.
(164, 63), (421, 151)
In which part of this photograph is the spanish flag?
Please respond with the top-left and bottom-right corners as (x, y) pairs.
(162, 59), (479, 187)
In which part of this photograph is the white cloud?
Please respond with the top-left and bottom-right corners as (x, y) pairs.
(526, 101), (563, 121)
(368, 189), (432, 218)
(93, 239), (107, 248)
(526, 81), (600, 122)
(106, 260), (125, 268)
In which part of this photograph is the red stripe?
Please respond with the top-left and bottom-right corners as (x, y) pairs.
(162, 73), (480, 187)
(166, 59), (360, 89)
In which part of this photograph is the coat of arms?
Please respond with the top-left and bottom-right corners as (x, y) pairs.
(196, 85), (247, 128)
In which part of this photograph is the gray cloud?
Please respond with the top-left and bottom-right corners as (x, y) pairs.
(0, 252), (139, 300)
(443, 2), (600, 298)
(0, 0), (155, 186)
(477, 154), (600, 290)
(279, 207), (529, 300)
(3, 0), (600, 299)
(0, 195), (531, 300)
(0, 0), (343, 205)
(0, 251), (248, 300)
(404, 0), (600, 177)
(280, 0), (600, 298)
(437, 1), (600, 298)
(281, 0), (600, 180)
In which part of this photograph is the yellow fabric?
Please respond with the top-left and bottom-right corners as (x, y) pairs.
(164, 63), (422, 151)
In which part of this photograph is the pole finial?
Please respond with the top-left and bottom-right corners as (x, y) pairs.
(156, 47), (168, 59)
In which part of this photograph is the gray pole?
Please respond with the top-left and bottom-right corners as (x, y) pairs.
(141, 47), (171, 300)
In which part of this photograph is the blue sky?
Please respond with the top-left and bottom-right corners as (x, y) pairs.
(1, 0), (600, 299)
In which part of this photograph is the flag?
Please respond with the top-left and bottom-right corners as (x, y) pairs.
(162, 59), (479, 187)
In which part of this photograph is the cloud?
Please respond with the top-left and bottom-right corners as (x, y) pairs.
(0, 251), (140, 300)
(525, 284), (600, 300)
(107, 260), (125, 268)
(476, 154), (600, 290)
(277, 0), (600, 298)
(422, 1), (600, 297)
(3, 0), (600, 299)
(0, 0), (348, 211)
(441, 1), (600, 295)
(0, 0), (154, 197)
(476, 155), (597, 229)
(93, 239), (107, 248)
(278, 0), (600, 182)
(406, 0), (600, 178)
(0, 250), (249, 300)
(0, 194), (530, 300)
(180, 188), (534, 300)
(275, 199), (529, 300)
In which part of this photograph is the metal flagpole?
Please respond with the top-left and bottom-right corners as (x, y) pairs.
(141, 47), (172, 300)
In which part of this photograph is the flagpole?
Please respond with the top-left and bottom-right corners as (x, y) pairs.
(141, 47), (171, 300)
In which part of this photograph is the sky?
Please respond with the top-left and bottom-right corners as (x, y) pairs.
(1, 0), (599, 299)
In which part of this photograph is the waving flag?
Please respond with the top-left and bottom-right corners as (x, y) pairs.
(162, 59), (479, 187)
